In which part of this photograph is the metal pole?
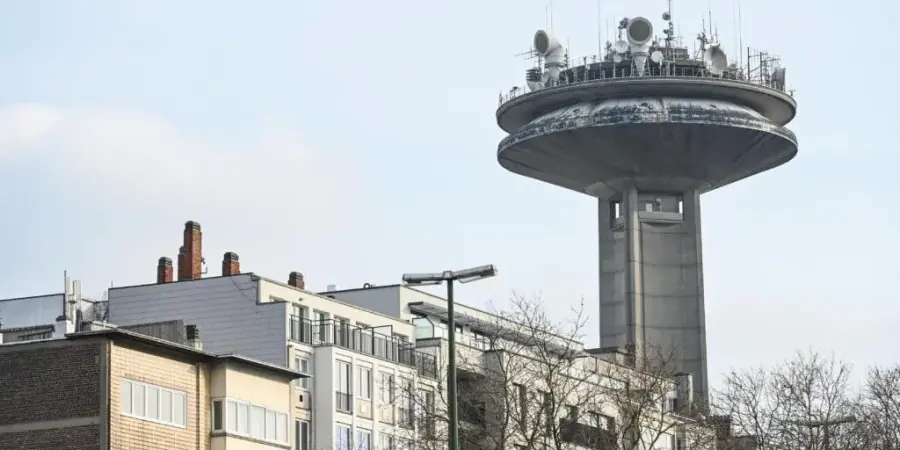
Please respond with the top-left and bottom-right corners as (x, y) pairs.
(446, 278), (459, 450)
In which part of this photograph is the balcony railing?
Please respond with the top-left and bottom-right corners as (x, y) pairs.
(335, 391), (353, 413)
(559, 419), (617, 449)
(289, 316), (438, 378)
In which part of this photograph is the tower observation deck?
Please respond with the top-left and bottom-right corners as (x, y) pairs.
(495, 10), (797, 407)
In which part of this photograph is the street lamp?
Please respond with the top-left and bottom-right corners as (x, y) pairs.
(402, 264), (498, 450)
(787, 415), (857, 450)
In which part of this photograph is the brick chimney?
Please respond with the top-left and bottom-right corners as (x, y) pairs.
(182, 221), (203, 280)
(222, 252), (240, 276)
(288, 272), (305, 290)
(157, 257), (174, 283)
(177, 246), (187, 281)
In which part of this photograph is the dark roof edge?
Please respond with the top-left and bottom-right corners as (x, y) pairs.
(67, 328), (305, 379)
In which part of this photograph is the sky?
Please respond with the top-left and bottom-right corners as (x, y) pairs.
(0, 0), (896, 389)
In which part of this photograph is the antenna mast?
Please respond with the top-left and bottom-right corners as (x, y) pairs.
(597, 0), (603, 56)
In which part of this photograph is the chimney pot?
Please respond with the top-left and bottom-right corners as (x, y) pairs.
(182, 221), (203, 280)
(288, 271), (306, 290)
(157, 257), (174, 283)
(222, 252), (240, 276)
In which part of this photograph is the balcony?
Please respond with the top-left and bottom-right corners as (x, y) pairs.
(289, 316), (438, 378)
(559, 419), (617, 449)
(335, 392), (353, 414)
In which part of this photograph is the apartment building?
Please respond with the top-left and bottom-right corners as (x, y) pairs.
(328, 284), (696, 450)
(106, 221), (440, 450)
(0, 325), (302, 450)
(0, 276), (105, 343)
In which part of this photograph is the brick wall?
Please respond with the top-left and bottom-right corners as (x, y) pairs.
(108, 341), (209, 450)
(0, 339), (103, 425)
(0, 425), (101, 450)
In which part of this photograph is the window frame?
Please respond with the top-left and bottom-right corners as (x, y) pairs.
(211, 397), (289, 445)
(295, 419), (311, 450)
(335, 424), (352, 450)
(355, 428), (372, 450)
(120, 379), (187, 428)
(294, 356), (311, 390)
(358, 366), (372, 400)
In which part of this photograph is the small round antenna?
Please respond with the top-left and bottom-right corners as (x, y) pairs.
(703, 45), (728, 75)
(651, 50), (664, 63)
(614, 40), (629, 53)
(662, 12), (671, 21)
(613, 53), (623, 63)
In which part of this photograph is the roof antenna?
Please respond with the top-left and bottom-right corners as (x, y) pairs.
(738, 0), (744, 67)
(597, 0), (602, 56)
(547, 0), (553, 36)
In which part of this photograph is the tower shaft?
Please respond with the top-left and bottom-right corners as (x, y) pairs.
(598, 186), (708, 405)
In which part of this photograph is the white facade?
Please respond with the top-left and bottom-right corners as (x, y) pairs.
(107, 274), (439, 450)
(328, 284), (687, 450)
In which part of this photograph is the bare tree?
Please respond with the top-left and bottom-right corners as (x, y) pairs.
(398, 294), (709, 450)
(844, 365), (900, 450)
(712, 351), (862, 450)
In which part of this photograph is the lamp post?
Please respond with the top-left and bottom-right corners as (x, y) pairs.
(788, 415), (857, 450)
(402, 265), (498, 450)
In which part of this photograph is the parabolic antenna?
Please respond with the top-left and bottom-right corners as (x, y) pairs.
(650, 50), (664, 63)
(614, 40), (629, 53)
(626, 17), (653, 46)
(703, 45), (728, 76)
(613, 53), (623, 63)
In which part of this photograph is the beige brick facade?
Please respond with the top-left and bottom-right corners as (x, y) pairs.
(0, 329), (298, 450)
(108, 341), (210, 450)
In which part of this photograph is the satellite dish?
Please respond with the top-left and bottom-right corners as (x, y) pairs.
(613, 54), (623, 63)
(650, 51), (664, 63)
(662, 12), (671, 21)
(703, 45), (728, 76)
(614, 40), (629, 53)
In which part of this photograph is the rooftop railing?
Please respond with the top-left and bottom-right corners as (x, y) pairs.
(289, 316), (437, 379)
(498, 59), (791, 107)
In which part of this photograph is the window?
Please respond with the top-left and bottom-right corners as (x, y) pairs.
(294, 356), (310, 389)
(358, 366), (372, 400)
(295, 420), (310, 450)
(379, 372), (394, 406)
(292, 304), (306, 318)
(356, 428), (372, 450)
(398, 378), (414, 428)
(335, 424), (351, 450)
(421, 390), (435, 438)
(336, 361), (352, 413)
(513, 383), (527, 418)
(17, 330), (52, 341)
(379, 433), (395, 450)
(211, 398), (289, 445)
(566, 405), (579, 420)
(120, 379), (186, 428)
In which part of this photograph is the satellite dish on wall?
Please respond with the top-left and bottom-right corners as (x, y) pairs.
(613, 54), (623, 63)
(703, 45), (728, 76)
(650, 51), (664, 63)
(614, 40), (629, 53)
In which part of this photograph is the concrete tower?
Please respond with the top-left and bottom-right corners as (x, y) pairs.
(495, 11), (796, 405)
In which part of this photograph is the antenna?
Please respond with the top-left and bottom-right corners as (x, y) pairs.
(549, 0), (554, 34)
(597, 0), (603, 56)
(738, 0), (744, 68)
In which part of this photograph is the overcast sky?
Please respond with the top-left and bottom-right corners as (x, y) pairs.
(0, 0), (896, 388)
